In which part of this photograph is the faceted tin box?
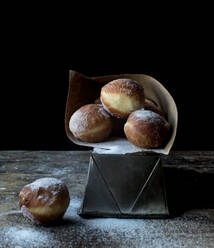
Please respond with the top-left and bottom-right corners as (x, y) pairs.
(65, 70), (178, 218)
(78, 153), (168, 218)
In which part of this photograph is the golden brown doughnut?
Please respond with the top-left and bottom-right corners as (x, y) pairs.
(124, 109), (171, 148)
(101, 78), (145, 118)
(19, 178), (70, 225)
(69, 104), (113, 142)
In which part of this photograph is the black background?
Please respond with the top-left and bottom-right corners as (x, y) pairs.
(1, 11), (213, 151)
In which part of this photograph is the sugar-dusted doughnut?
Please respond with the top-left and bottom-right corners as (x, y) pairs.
(124, 109), (171, 148)
(101, 79), (145, 118)
(19, 178), (70, 225)
(69, 104), (112, 142)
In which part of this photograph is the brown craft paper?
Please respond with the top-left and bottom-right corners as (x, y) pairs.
(65, 70), (178, 155)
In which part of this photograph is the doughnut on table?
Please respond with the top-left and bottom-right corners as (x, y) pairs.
(0, 151), (214, 248)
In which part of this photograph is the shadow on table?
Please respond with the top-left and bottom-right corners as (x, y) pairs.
(164, 167), (214, 217)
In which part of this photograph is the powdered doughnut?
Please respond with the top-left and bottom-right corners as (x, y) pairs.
(101, 79), (145, 118)
(19, 178), (70, 225)
(124, 109), (171, 148)
(69, 104), (112, 142)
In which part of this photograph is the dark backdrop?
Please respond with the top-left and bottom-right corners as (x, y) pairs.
(1, 19), (213, 151)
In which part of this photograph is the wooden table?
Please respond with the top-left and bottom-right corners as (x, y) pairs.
(0, 151), (214, 248)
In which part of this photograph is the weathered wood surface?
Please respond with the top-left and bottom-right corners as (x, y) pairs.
(0, 151), (214, 248)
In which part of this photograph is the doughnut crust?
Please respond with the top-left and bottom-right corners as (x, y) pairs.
(69, 104), (113, 142)
(101, 79), (145, 118)
(19, 178), (70, 225)
(124, 109), (171, 148)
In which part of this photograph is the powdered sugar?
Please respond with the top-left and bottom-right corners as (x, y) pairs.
(107, 78), (143, 96)
(37, 195), (43, 200)
(133, 109), (162, 122)
(28, 177), (63, 192)
(65, 199), (151, 239)
(3, 227), (50, 247)
(21, 205), (37, 223)
(69, 108), (90, 132)
(65, 198), (214, 248)
(69, 104), (110, 133)
(1, 198), (214, 247)
(98, 105), (110, 118)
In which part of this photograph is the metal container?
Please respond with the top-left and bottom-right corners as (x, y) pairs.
(78, 152), (169, 218)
